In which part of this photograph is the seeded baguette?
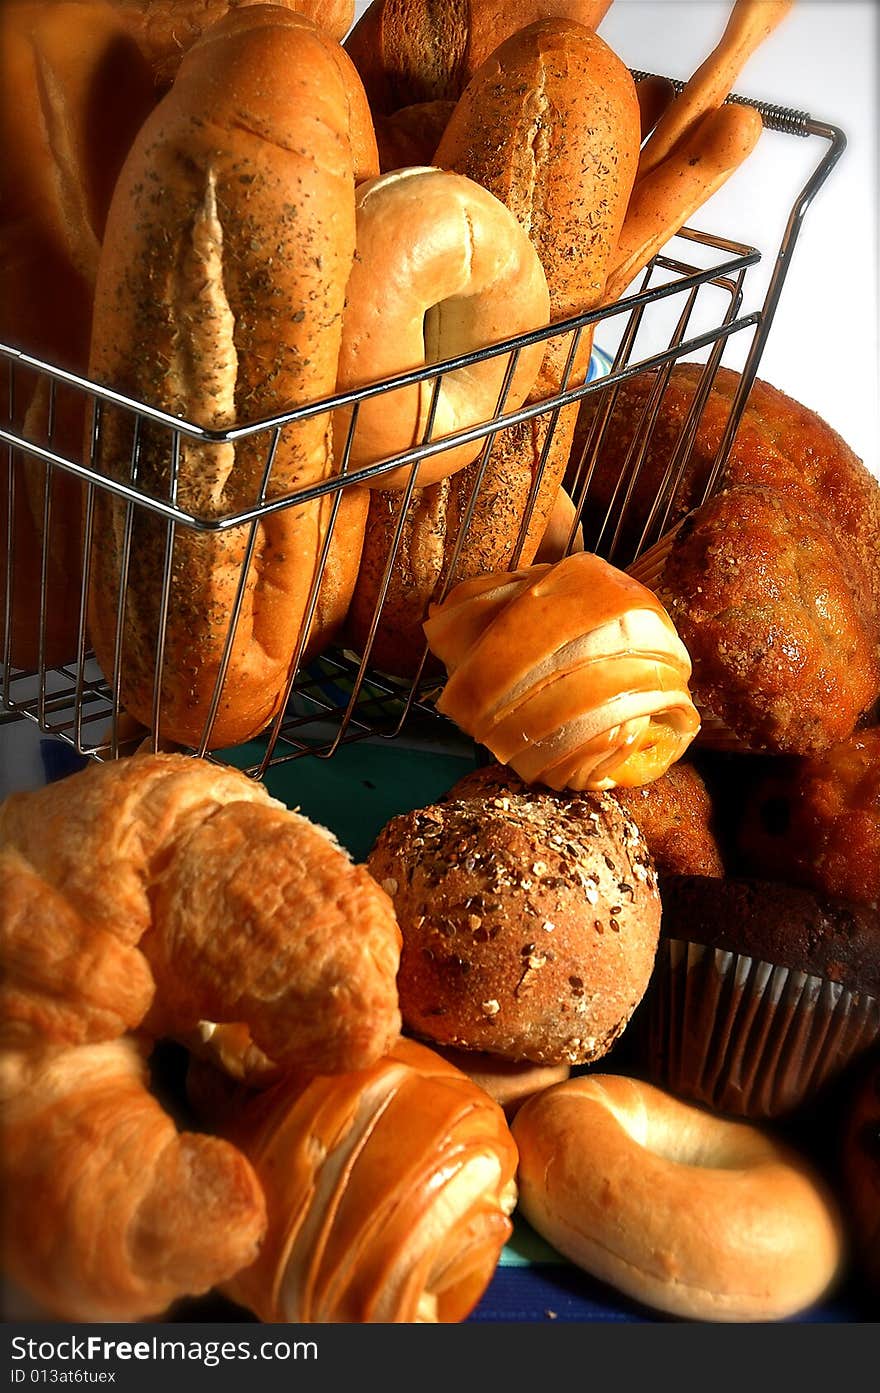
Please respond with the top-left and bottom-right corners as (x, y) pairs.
(88, 7), (363, 748)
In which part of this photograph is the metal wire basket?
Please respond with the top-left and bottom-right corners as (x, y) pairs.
(1, 82), (845, 778)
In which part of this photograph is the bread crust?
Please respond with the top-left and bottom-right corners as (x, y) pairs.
(87, 8), (359, 748)
(0, 1039), (267, 1321)
(0, 0), (156, 670)
(344, 0), (613, 115)
(112, 0), (356, 87)
(512, 1073), (844, 1321)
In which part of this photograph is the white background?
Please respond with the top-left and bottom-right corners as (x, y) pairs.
(350, 0), (879, 476)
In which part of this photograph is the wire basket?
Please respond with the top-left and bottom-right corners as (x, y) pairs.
(1, 82), (845, 778)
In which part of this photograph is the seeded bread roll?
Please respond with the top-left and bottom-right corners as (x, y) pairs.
(367, 792), (660, 1065)
(448, 759), (725, 878)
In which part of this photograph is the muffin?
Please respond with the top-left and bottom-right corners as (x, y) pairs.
(635, 875), (880, 1118)
(448, 759), (724, 877)
(736, 728), (880, 907)
(840, 1052), (880, 1303)
(367, 791), (660, 1066)
(570, 365), (880, 597)
(631, 484), (880, 755)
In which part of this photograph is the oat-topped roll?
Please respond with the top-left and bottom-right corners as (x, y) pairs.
(368, 788), (660, 1065)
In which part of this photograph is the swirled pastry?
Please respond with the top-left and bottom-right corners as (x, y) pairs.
(424, 552), (700, 792)
(223, 1038), (518, 1323)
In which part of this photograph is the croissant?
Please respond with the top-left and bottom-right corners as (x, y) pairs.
(0, 1039), (266, 1321)
(1, 752), (402, 1073)
(423, 552), (700, 792)
(1, 752), (403, 1320)
(219, 1038), (519, 1323)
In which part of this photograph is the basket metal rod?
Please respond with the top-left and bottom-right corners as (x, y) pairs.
(109, 416), (143, 759)
(635, 265), (749, 559)
(148, 429), (181, 751)
(72, 399), (102, 751)
(195, 425), (282, 757)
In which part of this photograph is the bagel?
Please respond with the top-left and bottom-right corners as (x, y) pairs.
(512, 1074), (845, 1322)
(334, 166), (550, 488)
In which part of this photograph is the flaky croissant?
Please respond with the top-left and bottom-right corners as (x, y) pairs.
(1, 751), (404, 1321)
(1, 752), (401, 1072)
(0, 1039), (267, 1321)
(424, 552), (700, 791)
(219, 1038), (519, 1323)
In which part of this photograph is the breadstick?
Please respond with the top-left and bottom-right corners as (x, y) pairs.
(638, 0), (793, 178)
(635, 73), (676, 143)
(605, 102), (763, 304)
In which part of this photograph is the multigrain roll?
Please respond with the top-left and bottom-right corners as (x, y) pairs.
(87, 7), (363, 749)
(367, 791), (660, 1065)
(344, 0), (614, 115)
(448, 760), (725, 878)
(347, 19), (640, 677)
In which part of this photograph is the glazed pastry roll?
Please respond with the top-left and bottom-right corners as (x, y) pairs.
(424, 552), (700, 791)
(223, 1038), (518, 1323)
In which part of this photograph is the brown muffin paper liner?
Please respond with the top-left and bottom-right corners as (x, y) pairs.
(640, 937), (880, 1119)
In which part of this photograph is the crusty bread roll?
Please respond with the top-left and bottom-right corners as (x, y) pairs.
(374, 98), (456, 171)
(513, 1074), (845, 1321)
(87, 7), (363, 749)
(424, 552), (701, 792)
(109, 0), (356, 87)
(335, 167), (549, 486)
(0, 0), (156, 671)
(347, 20), (639, 677)
(367, 788), (660, 1064)
(223, 1037), (519, 1322)
(534, 487), (584, 565)
(345, 0), (613, 115)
